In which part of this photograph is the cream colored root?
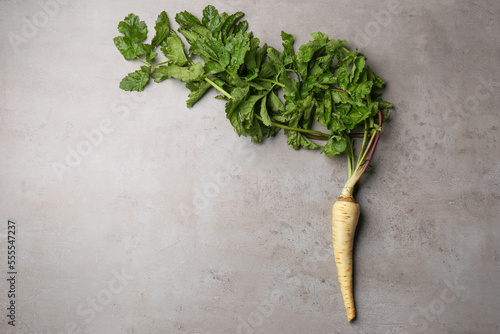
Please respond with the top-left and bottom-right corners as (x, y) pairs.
(332, 197), (360, 322)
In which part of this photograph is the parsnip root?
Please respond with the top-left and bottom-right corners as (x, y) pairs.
(332, 195), (360, 322)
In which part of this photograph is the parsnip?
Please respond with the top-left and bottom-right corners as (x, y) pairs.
(113, 6), (392, 322)
(332, 195), (360, 322)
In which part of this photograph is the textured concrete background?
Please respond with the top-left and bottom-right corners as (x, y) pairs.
(1, 0), (499, 333)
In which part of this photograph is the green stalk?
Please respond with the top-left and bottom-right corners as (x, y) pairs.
(355, 120), (369, 168)
(136, 56), (151, 66)
(204, 77), (232, 99)
(332, 87), (350, 94)
(354, 130), (377, 173)
(255, 115), (331, 138)
(340, 111), (383, 199)
(183, 58), (233, 99)
(346, 140), (354, 178)
(260, 78), (285, 87)
(342, 139), (367, 198)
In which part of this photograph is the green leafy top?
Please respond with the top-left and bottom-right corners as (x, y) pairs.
(113, 5), (393, 195)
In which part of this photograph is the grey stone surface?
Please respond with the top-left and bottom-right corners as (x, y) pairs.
(1, 0), (499, 333)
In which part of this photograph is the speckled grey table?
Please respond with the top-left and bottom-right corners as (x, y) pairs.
(1, 1), (499, 333)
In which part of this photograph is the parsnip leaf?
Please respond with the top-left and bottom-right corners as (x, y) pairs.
(202, 5), (222, 32)
(152, 63), (204, 83)
(161, 31), (188, 66)
(113, 5), (393, 157)
(118, 14), (147, 43)
(151, 11), (170, 48)
(119, 66), (151, 91)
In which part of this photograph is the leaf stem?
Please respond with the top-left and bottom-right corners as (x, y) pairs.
(184, 57), (233, 99)
(341, 110), (383, 198)
(135, 56), (151, 66)
(305, 133), (329, 140)
(331, 87), (349, 94)
(354, 130), (377, 173)
(152, 60), (171, 66)
(204, 77), (232, 99)
(356, 120), (369, 168)
(260, 78), (285, 88)
(255, 115), (331, 138)
(347, 141), (354, 178)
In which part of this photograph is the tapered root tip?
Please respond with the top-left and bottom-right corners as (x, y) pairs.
(347, 312), (355, 322)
